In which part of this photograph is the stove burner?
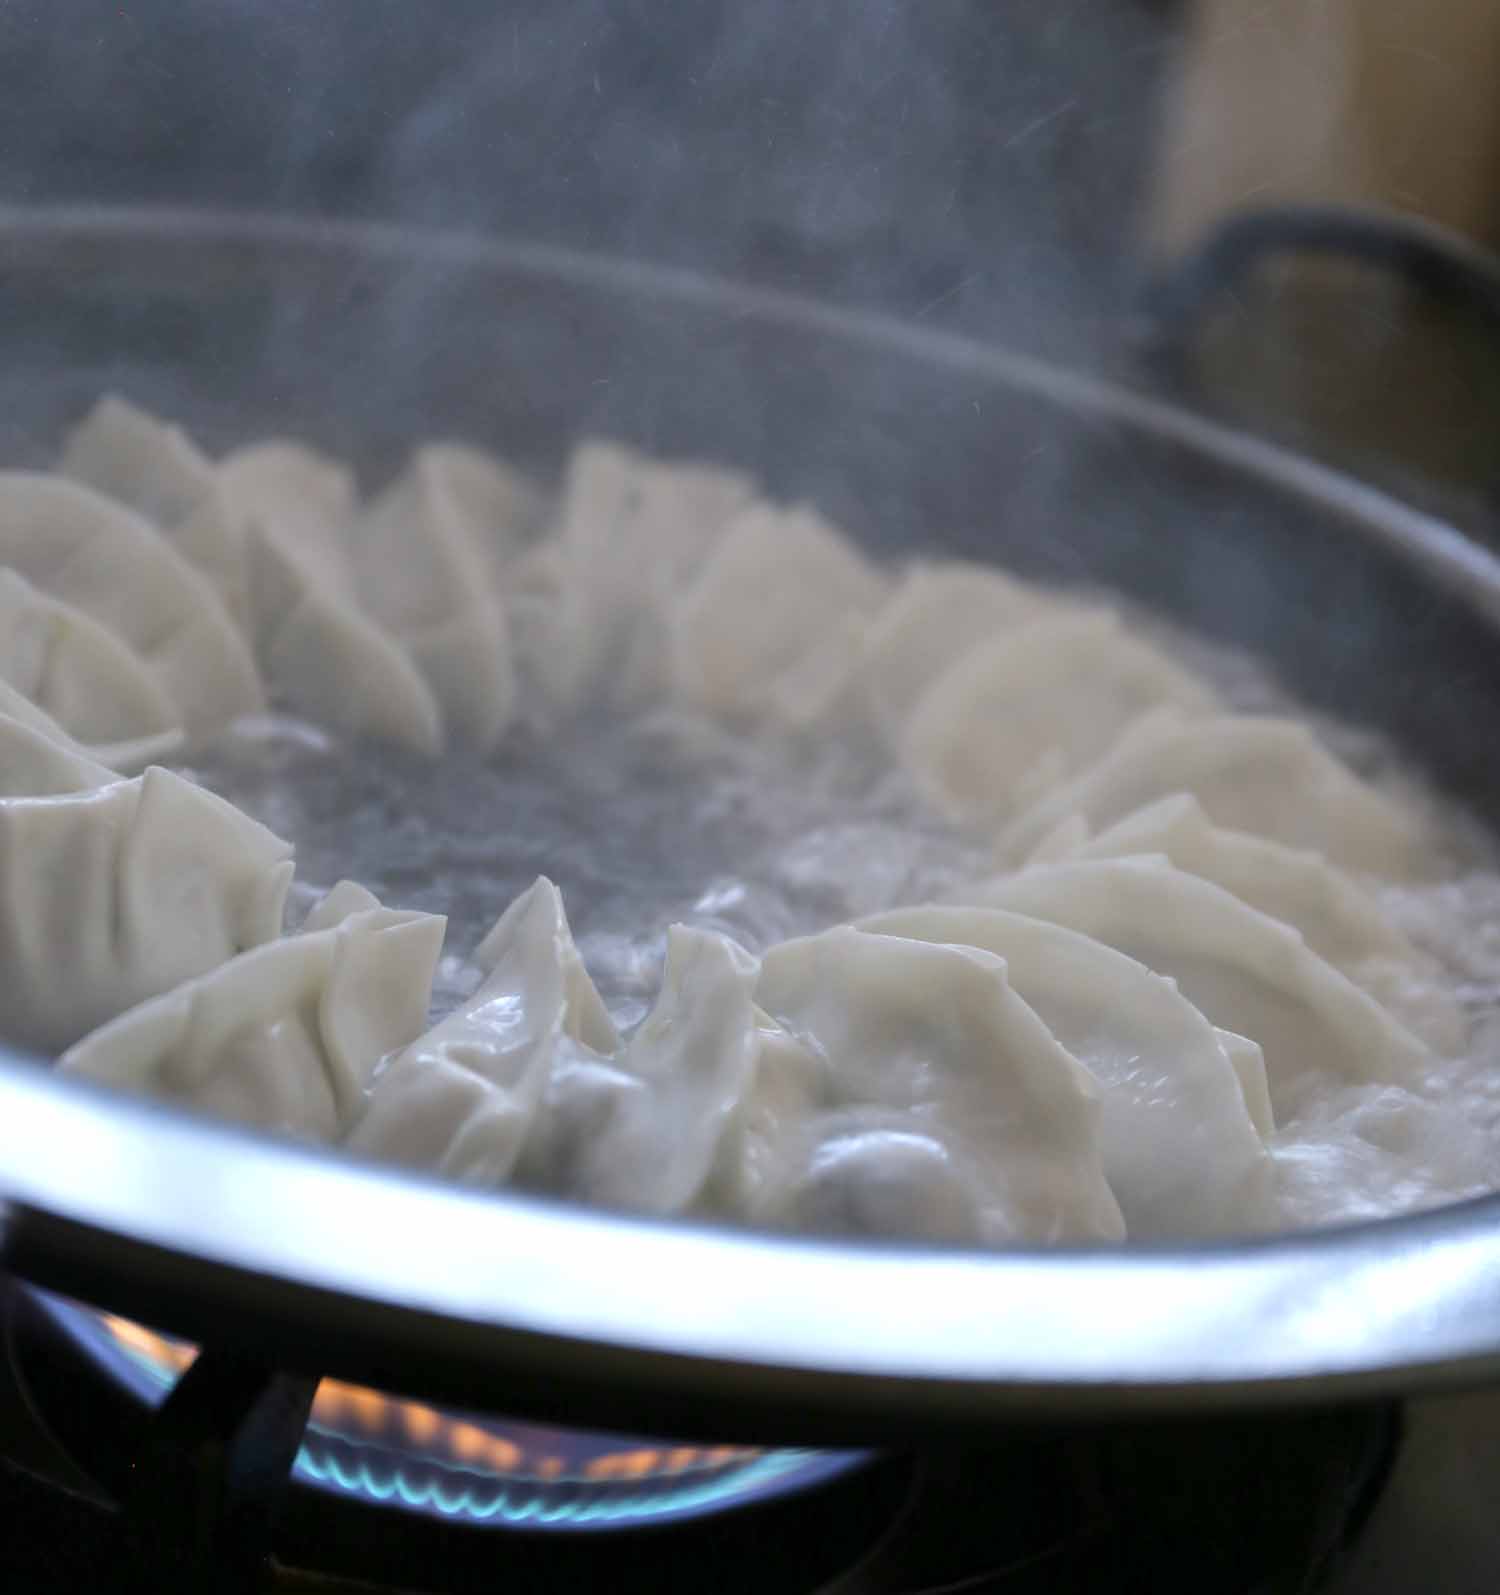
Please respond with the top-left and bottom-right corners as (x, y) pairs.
(1, 1279), (1402, 1594)
(83, 1305), (860, 1530)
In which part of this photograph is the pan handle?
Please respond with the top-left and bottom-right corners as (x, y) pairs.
(1134, 203), (1500, 517)
(1137, 202), (1500, 351)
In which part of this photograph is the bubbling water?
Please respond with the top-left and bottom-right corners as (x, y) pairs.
(179, 591), (1500, 1234)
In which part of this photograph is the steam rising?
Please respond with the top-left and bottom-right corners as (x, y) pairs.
(0, 2), (1171, 358)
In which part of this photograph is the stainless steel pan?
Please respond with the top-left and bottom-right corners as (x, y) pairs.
(3, 207), (1500, 1440)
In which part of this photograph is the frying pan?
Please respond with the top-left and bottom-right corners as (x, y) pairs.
(3, 206), (1500, 1442)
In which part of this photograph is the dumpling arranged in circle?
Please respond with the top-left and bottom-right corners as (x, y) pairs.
(13, 401), (1496, 1250)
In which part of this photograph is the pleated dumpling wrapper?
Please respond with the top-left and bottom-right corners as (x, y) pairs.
(951, 856), (1433, 1120)
(1000, 708), (1434, 879)
(858, 906), (1275, 1236)
(349, 449), (518, 749)
(522, 925), (762, 1215)
(62, 898), (444, 1142)
(1058, 794), (1465, 1053)
(901, 609), (1219, 827)
(242, 518), (444, 756)
(0, 473), (262, 736)
(0, 704), (120, 798)
(755, 926), (1125, 1243)
(346, 877), (619, 1183)
(60, 394), (250, 627)
(3, 766), (294, 1054)
(218, 439), (357, 572)
(0, 567), (182, 752)
(59, 394), (217, 528)
(673, 501), (889, 719)
(551, 441), (757, 704)
(218, 438), (442, 752)
(0, 676), (180, 776)
(705, 1009), (829, 1218)
(858, 561), (1067, 732)
(412, 442), (545, 577)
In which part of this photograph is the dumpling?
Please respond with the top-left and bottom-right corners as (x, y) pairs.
(901, 610), (1219, 826)
(706, 1010), (828, 1216)
(747, 1107), (1004, 1245)
(756, 927), (1124, 1242)
(218, 438), (356, 567)
(951, 857), (1432, 1118)
(58, 397), (254, 629)
(515, 441), (756, 713)
(0, 707), (118, 797)
(673, 502), (888, 718)
(302, 878), (384, 932)
(859, 561), (1065, 730)
(59, 394), (216, 526)
(857, 905), (1274, 1236)
(563, 441), (753, 624)
(244, 520), (443, 754)
(61, 900), (443, 1141)
(347, 877), (618, 1182)
(1, 765), (294, 1053)
(409, 441), (545, 575)
(348, 454), (516, 749)
(505, 539), (591, 721)
(531, 926), (760, 1214)
(1000, 708), (1432, 879)
(0, 473), (263, 735)
(0, 677), (182, 775)
(762, 614), (871, 736)
(1216, 1029), (1276, 1140)
(0, 567), (182, 751)
(1024, 812), (1091, 865)
(1068, 794), (1465, 1052)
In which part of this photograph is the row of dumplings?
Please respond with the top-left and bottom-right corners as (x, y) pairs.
(5, 401), (1483, 1239)
(6, 390), (1456, 902)
(52, 829), (1479, 1243)
(21, 678), (1473, 1239)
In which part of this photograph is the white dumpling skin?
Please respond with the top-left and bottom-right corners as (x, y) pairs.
(1071, 793), (1465, 1053)
(0, 708), (119, 797)
(757, 927), (1124, 1242)
(0, 567), (182, 749)
(859, 904), (1275, 1236)
(749, 1108), (997, 1245)
(859, 560), (1065, 730)
(0, 473), (263, 736)
(62, 904), (444, 1141)
(59, 394), (215, 527)
(0, 677), (179, 776)
(351, 455), (517, 749)
(901, 610), (1219, 826)
(541, 925), (761, 1215)
(673, 502), (888, 719)
(1000, 708), (1433, 880)
(348, 878), (618, 1182)
(707, 1010), (829, 1217)
(553, 441), (756, 703)
(952, 856), (1433, 1120)
(244, 521), (444, 755)
(413, 441), (545, 575)
(219, 439), (356, 566)
(2, 767), (294, 1053)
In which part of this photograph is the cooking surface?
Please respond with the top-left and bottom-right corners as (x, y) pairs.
(5, 4), (1500, 1583)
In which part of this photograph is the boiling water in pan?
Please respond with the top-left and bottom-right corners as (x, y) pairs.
(30, 396), (1500, 1242)
(181, 707), (991, 1025)
(173, 610), (1500, 1237)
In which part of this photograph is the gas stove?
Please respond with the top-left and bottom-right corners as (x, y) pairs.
(0, 1275), (1402, 1595)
